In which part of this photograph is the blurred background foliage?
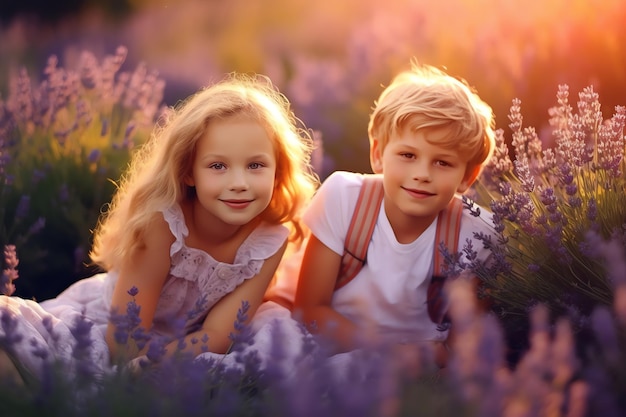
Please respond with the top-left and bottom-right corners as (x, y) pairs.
(1, 0), (626, 300)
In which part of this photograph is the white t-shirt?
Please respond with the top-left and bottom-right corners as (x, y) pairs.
(302, 171), (495, 344)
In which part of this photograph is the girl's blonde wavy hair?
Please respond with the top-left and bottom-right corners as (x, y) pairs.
(368, 62), (496, 180)
(90, 73), (319, 272)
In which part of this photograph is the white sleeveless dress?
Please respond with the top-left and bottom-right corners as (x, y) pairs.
(0, 204), (288, 378)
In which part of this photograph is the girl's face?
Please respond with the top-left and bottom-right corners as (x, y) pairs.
(370, 126), (472, 238)
(186, 116), (276, 227)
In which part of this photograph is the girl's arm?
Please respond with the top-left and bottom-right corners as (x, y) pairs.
(159, 240), (288, 358)
(293, 235), (368, 353)
(105, 216), (175, 363)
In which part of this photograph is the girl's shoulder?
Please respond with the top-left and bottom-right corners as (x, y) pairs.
(161, 203), (188, 256)
(238, 222), (289, 262)
(137, 212), (177, 259)
(161, 200), (288, 262)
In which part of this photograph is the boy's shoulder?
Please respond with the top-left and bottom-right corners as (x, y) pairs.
(320, 171), (384, 210)
(458, 197), (496, 236)
(323, 171), (381, 191)
(309, 171), (383, 225)
(325, 170), (369, 184)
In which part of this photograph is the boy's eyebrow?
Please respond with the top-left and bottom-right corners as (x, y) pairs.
(396, 143), (459, 157)
(432, 149), (460, 158)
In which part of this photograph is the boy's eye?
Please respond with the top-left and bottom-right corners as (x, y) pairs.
(400, 152), (415, 159)
(209, 162), (226, 170)
(435, 160), (451, 167)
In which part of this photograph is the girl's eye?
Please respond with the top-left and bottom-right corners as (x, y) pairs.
(209, 162), (226, 170)
(249, 162), (264, 170)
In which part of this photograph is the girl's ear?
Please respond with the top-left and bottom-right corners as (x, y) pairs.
(369, 138), (384, 174)
(457, 165), (481, 193)
(184, 174), (195, 187)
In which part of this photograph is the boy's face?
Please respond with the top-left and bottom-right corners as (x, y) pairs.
(370, 127), (473, 238)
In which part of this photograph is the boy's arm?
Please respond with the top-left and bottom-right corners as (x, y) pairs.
(293, 235), (367, 353)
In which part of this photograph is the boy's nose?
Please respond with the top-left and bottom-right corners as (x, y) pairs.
(413, 163), (432, 182)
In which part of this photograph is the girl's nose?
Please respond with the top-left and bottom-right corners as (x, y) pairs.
(229, 169), (249, 191)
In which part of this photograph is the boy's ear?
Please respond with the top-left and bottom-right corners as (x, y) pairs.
(369, 138), (384, 174)
(457, 165), (481, 193)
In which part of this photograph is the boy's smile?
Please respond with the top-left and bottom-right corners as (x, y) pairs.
(370, 127), (471, 243)
(401, 186), (435, 198)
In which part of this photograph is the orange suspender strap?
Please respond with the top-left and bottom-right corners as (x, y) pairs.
(427, 196), (464, 327)
(336, 175), (464, 294)
(335, 175), (384, 290)
(432, 196), (464, 277)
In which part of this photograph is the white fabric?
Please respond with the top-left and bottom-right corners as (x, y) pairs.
(0, 203), (288, 377)
(301, 171), (495, 344)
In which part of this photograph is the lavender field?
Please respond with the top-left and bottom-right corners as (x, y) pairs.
(1, 0), (626, 415)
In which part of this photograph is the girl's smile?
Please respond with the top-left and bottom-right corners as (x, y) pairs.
(221, 199), (253, 209)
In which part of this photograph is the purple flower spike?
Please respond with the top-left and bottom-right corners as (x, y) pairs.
(1, 245), (19, 296)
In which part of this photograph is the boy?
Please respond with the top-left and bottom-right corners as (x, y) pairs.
(292, 62), (496, 362)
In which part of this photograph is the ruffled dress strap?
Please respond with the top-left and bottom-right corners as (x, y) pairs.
(161, 204), (189, 257)
(235, 222), (290, 264)
(162, 203), (288, 262)
(161, 203), (288, 307)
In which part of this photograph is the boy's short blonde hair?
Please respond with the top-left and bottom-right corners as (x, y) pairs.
(368, 62), (496, 178)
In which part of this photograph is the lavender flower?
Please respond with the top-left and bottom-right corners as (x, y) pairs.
(0, 46), (166, 302)
(0, 308), (23, 353)
(481, 128), (513, 188)
(1, 244), (19, 296)
(14, 195), (30, 221)
(70, 312), (96, 381)
(472, 84), (624, 335)
(145, 335), (168, 363)
(109, 286), (145, 347)
(87, 149), (101, 164)
(596, 106), (626, 178)
(228, 301), (254, 354)
(514, 155), (535, 193)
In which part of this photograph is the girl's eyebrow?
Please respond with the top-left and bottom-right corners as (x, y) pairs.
(199, 152), (274, 160)
(247, 153), (274, 160)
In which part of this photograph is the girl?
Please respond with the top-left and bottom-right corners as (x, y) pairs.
(0, 73), (318, 381)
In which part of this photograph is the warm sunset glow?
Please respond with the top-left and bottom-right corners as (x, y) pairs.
(1, 1), (626, 414)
